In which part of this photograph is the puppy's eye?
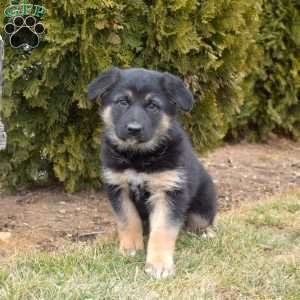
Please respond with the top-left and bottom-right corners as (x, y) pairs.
(117, 96), (130, 107)
(146, 100), (160, 111)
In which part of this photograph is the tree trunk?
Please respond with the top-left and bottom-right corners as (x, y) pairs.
(0, 35), (6, 151)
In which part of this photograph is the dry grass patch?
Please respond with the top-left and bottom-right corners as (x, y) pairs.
(0, 191), (299, 299)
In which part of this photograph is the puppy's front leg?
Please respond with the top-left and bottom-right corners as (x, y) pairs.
(106, 185), (144, 256)
(145, 192), (182, 278)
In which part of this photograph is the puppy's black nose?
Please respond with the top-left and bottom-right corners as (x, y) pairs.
(127, 122), (142, 135)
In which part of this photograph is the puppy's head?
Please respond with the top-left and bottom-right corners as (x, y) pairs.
(88, 68), (193, 151)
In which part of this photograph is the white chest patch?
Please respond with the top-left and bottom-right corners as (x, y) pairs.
(102, 168), (185, 193)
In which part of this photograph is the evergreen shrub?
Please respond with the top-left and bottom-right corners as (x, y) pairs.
(229, 0), (300, 141)
(0, 0), (264, 191)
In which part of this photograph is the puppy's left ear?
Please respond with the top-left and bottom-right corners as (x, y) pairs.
(162, 72), (194, 111)
(88, 67), (120, 101)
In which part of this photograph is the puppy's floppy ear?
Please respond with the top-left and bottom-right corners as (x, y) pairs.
(162, 72), (194, 111)
(88, 67), (120, 101)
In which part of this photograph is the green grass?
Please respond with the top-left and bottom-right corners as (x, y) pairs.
(1, 192), (300, 300)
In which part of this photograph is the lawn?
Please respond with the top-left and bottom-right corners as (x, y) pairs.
(1, 191), (299, 300)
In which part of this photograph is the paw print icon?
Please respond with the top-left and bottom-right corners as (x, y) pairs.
(4, 16), (44, 49)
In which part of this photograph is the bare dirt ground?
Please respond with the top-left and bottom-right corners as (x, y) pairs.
(0, 138), (299, 256)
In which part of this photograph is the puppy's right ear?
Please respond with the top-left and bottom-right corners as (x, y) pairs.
(88, 68), (120, 101)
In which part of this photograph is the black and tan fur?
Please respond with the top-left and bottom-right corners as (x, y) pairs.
(88, 68), (217, 278)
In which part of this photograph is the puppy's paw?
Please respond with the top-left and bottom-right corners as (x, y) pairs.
(145, 256), (175, 279)
(119, 237), (144, 256)
(201, 227), (216, 239)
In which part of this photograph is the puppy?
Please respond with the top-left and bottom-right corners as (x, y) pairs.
(88, 68), (217, 278)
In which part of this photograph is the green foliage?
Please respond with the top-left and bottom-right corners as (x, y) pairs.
(229, 0), (300, 141)
(0, 0), (277, 192)
(144, 0), (263, 149)
(0, 0), (150, 191)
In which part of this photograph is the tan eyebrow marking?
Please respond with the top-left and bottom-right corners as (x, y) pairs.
(125, 90), (133, 97)
(145, 93), (162, 105)
(145, 93), (154, 101)
(113, 90), (133, 102)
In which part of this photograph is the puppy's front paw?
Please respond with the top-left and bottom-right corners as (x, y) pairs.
(119, 236), (144, 256)
(145, 256), (175, 279)
(201, 227), (216, 239)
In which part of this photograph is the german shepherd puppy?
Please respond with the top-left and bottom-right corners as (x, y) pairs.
(88, 68), (217, 278)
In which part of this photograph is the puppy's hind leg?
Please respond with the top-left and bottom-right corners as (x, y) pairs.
(186, 177), (217, 238)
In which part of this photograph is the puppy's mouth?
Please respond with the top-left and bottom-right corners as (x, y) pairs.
(120, 136), (147, 145)
(121, 137), (138, 144)
(112, 130), (154, 148)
